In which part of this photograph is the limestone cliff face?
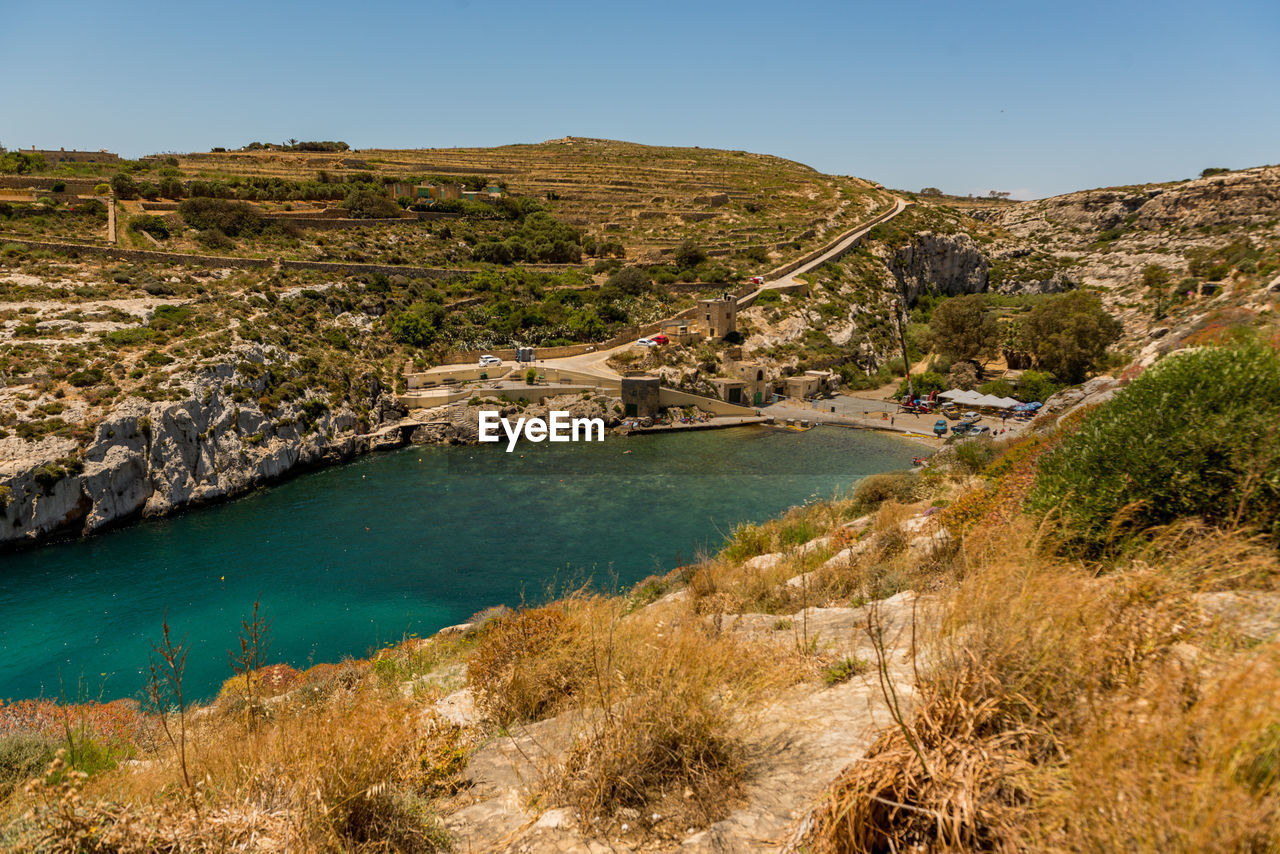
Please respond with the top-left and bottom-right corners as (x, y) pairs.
(995, 165), (1280, 239)
(0, 359), (387, 548)
(888, 232), (989, 305)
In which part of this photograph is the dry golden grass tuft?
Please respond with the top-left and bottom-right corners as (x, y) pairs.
(794, 515), (1280, 853)
(540, 600), (795, 838)
(466, 598), (599, 726)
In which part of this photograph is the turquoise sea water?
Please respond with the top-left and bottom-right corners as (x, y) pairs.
(0, 425), (920, 703)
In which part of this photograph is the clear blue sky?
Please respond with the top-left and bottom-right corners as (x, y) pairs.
(4, 0), (1276, 198)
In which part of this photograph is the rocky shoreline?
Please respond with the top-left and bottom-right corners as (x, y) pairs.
(0, 360), (638, 550)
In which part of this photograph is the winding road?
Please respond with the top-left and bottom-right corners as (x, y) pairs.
(543, 196), (909, 380)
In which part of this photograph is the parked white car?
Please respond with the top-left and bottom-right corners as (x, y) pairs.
(478, 355), (502, 367)
(635, 338), (657, 347)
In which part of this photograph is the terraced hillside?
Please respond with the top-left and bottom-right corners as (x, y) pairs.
(174, 138), (892, 267)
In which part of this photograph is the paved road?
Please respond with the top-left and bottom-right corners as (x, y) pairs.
(743, 197), (908, 298)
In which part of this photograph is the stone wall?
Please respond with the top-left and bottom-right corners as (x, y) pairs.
(0, 235), (274, 270)
(0, 177), (107, 193)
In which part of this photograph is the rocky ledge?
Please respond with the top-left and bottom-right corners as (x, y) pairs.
(0, 351), (393, 548)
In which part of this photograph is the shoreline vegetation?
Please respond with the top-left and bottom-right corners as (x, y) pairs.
(2, 340), (1278, 850)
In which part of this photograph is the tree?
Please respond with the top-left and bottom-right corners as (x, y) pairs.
(674, 240), (707, 270)
(946, 361), (979, 390)
(567, 306), (606, 340)
(927, 294), (1000, 363)
(110, 172), (139, 200)
(340, 189), (402, 219)
(919, 187), (942, 196)
(602, 266), (651, 297)
(1022, 291), (1122, 383)
(178, 197), (263, 236)
(158, 176), (185, 199)
(390, 301), (444, 347)
(1142, 263), (1172, 320)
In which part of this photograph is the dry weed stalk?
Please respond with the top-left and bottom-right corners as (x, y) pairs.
(145, 618), (199, 819)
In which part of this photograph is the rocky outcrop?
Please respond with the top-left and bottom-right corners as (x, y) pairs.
(888, 232), (989, 305)
(996, 165), (1280, 238)
(0, 356), (378, 548)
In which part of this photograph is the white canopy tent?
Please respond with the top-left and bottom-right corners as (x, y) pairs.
(938, 389), (1019, 409)
(942, 391), (977, 407)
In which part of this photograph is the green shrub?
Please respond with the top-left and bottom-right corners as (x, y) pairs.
(1028, 343), (1280, 553)
(340, 188), (402, 219)
(0, 733), (58, 797)
(850, 470), (918, 514)
(895, 371), (945, 398)
(178, 197), (263, 237)
(822, 656), (870, 685)
(977, 379), (1015, 398)
(1013, 370), (1062, 403)
(150, 304), (193, 330)
(601, 266), (651, 297)
(102, 327), (157, 347)
(67, 368), (105, 387)
(951, 437), (996, 475)
(755, 289), (782, 305)
(127, 214), (170, 239)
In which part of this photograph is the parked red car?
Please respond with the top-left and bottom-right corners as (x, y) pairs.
(650, 334), (669, 345)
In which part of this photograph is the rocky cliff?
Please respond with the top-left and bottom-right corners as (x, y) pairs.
(888, 232), (990, 305)
(0, 349), (393, 548)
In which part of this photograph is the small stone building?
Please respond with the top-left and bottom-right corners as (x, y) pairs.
(697, 295), (737, 340)
(784, 371), (836, 400)
(620, 375), (661, 417)
(710, 378), (749, 405)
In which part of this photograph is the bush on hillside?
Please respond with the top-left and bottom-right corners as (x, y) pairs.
(1028, 343), (1280, 553)
(850, 470), (919, 515)
(127, 214), (171, 239)
(0, 733), (58, 798)
(601, 266), (651, 297)
(674, 240), (707, 270)
(340, 188), (402, 219)
(178, 197), (264, 237)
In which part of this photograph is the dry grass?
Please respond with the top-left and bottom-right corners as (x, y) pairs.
(466, 598), (598, 726)
(689, 494), (958, 619)
(539, 600), (795, 839)
(794, 515), (1280, 853)
(2, 660), (457, 852)
(464, 588), (798, 839)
